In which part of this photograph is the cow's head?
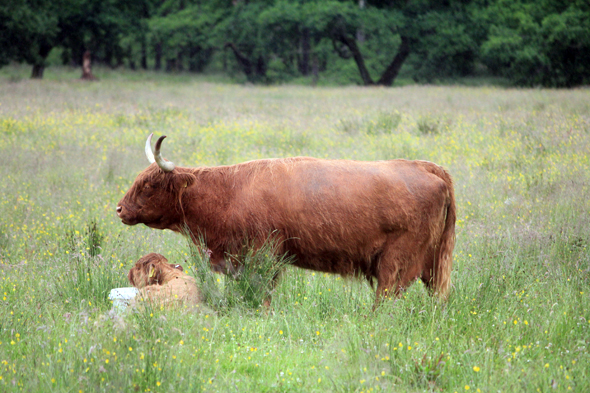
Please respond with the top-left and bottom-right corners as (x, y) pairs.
(128, 252), (184, 288)
(116, 134), (196, 230)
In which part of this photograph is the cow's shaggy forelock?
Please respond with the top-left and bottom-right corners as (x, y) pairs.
(127, 164), (196, 199)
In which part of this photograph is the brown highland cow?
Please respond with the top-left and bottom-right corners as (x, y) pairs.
(117, 134), (456, 307)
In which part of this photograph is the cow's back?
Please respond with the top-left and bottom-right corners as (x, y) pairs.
(219, 157), (450, 273)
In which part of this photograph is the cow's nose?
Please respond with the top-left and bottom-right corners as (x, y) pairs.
(116, 206), (123, 216)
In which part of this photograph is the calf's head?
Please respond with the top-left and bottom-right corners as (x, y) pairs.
(128, 252), (184, 288)
(116, 134), (195, 229)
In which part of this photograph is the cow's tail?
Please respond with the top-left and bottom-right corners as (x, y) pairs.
(421, 162), (456, 299)
(434, 166), (455, 299)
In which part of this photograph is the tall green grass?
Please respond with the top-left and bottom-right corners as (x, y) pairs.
(0, 72), (588, 391)
(185, 233), (292, 311)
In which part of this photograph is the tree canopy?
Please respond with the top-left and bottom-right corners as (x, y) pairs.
(1, 0), (588, 86)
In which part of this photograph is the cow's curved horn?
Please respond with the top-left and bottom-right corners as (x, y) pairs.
(154, 135), (175, 172)
(145, 133), (156, 164)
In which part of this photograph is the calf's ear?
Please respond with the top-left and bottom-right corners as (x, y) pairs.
(170, 263), (184, 271)
(147, 263), (164, 285)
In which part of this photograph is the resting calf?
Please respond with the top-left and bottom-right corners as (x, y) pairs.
(128, 253), (204, 310)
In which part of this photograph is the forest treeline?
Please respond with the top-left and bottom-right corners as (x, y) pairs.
(1, 0), (589, 87)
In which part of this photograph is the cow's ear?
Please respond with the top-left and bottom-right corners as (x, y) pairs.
(174, 172), (196, 191)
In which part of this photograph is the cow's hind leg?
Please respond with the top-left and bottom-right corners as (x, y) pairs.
(373, 238), (406, 309)
(374, 233), (430, 309)
(419, 246), (436, 294)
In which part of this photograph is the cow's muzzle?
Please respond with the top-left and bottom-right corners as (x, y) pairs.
(116, 205), (136, 225)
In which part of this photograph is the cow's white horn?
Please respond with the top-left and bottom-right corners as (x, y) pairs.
(145, 133), (156, 164)
(154, 135), (175, 172)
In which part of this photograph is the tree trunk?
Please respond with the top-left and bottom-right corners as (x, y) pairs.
(188, 46), (199, 72)
(73, 44), (85, 67)
(141, 38), (148, 70)
(223, 48), (227, 72)
(377, 36), (410, 86)
(165, 58), (175, 72)
(356, 0), (366, 43)
(31, 64), (45, 79)
(104, 45), (113, 67)
(299, 28), (310, 76)
(154, 42), (162, 71)
(30, 42), (52, 79)
(189, 46), (211, 72)
(114, 45), (124, 68)
(225, 43), (266, 81)
(81, 50), (98, 80)
(255, 56), (266, 78)
(335, 31), (411, 87)
(311, 53), (319, 86)
(336, 33), (374, 85)
(225, 42), (253, 80)
(176, 50), (184, 72)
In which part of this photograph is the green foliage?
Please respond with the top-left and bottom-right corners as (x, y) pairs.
(0, 0), (61, 70)
(416, 115), (443, 135)
(367, 110), (402, 135)
(2, 0), (589, 86)
(57, 0), (133, 67)
(408, 9), (479, 82)
(338, 110), (402, 135)
(412, 352), (447, 390)
(480, 0), (590, 87)
(84, 219), (104, 258)
(224, 240), (292, 310)
(214, 1), (271, 81)
(184, 236), (225, 309)
(186, 234), (293, 311)
(148, 2), (225, 71)
(55, 220), (126, 310)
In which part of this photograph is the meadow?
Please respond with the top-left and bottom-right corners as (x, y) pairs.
(0, 66), (589, 392)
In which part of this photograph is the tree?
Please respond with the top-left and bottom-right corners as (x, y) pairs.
(2, 0), (588, 86)
(257, 1), (308, 80)
(58, 0), (137, 68)
(217, 0), (409, 84)
(149, 1), (226, 73)
(480, 0), (590, 87)
(316, 2), (408, 86)
(0, 0), (61, 78)
(0, 0), (135, 77)
(321, 0), (483, 86)
(406, 6), (481, 82)
(214, 1), (271, 81)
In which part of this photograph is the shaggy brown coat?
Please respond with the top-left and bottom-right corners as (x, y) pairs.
(128, 253), (203, 309)
(118, 141), (456, 305)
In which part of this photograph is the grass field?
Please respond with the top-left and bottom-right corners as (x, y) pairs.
(0, 67), (589, 392)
